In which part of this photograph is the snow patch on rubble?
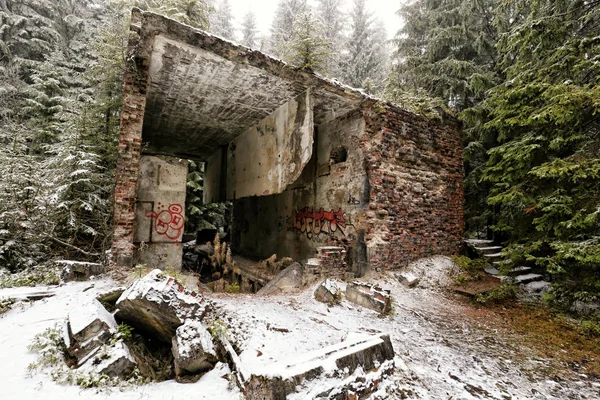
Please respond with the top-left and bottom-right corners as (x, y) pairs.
(175, 320), (215, 359)
(68, 298), (117, 338)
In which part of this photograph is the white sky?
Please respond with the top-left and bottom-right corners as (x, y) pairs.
(225, 0), (404, 41)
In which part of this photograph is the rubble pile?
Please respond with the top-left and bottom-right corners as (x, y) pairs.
(64, 269), (220, 382)
(61, 269), (396, 396)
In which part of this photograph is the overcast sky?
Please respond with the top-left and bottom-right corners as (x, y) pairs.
(225, 0), (404, 41)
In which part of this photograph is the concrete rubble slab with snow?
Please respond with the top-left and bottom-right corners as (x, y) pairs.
(115, 269), (208, 342)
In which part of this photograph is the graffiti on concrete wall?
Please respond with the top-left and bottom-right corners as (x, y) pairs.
(145, 203), (184, 240)
(292, 207), (350, 238)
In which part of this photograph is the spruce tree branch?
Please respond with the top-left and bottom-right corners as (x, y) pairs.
(49, 236), (100, 257)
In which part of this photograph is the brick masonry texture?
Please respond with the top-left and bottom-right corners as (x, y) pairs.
(111, 12), (148, 267)
(359, 101), (464, 270)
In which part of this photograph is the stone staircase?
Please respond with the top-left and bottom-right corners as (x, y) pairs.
(464, 239), (549, 292)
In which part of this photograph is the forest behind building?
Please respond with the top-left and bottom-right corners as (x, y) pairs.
(0, 0), (599, 310)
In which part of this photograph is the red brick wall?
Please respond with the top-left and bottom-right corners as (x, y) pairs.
(110, 11), (148, 267)
(360, 101), (464, 269)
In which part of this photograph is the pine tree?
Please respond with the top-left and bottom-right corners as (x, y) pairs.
(125, 0), (210, 29)
(270, 0), (308, 57)
(282, 11), (331, 72)
(315, 0), (344, 77)
(339, 0), (389, 93)
(387, 0), (500, 111)
(240, 10), (258, 48)
(479, 0), (600, 297)
(209, 0), (235, 40)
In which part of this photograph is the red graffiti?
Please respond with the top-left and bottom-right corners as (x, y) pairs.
(145, 203), (184, 241)
(292, 207), (348, 238)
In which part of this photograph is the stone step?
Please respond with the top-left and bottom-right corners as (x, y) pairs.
(484, 266), (499, 275)
(507, 266), (532, 276)
(465, 239), (494, 245)
(514, 273), (544, 284)
(524, 280), (551, 294)
(475, 246), (504, 255)
(484, 253), (504, 262)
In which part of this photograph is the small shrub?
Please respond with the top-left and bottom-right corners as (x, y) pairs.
(452, 255), (487, 279)
(580, 320), (600, 338)
(475, 281), (518, 304)
(27, 326), (68, 372)
(226, 282), (240, 294)
(0, 264), (61, 288)
(0, 297), (15, 315)
(208, 319), (229, 340)
(133, 264), (149, 279)
(111, 323), (134, 344)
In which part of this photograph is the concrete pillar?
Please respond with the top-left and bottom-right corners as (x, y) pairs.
(111, 10), (149, 267)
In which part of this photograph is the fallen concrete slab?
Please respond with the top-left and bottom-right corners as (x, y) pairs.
(256, 262), (303, 296)
(78, 340), (137, 378)
(345, 282), (392, 314)
(172, 320), (218, 378)
(68, 299), (117, 344)
(115, 269), (208, 342)
(66, 299), (118, 363)
(58, 260), (105, 281)
(246, 334), (395, 400)
(0, 286), (56, 301)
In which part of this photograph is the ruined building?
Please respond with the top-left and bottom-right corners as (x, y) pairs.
(110, 9), (464, 278)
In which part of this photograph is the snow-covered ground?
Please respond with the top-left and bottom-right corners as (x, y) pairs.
(1, 257), (599, 399)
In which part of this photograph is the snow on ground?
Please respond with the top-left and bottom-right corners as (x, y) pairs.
(1, 256), (599, 399)
(0, 280), (240, 400)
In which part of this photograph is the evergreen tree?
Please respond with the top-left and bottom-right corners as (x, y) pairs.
(315, 0), (344, 77)
(387, 0), (503, 238)
(479, 0), (600, 298)
(339, 0), (389, 93)
(240, 10), (258, 48)
(124, 0), (210, 29)
(209, 0), (235, 40)
(388, 0), (500, 111)
(270, 0), (308, 57)
(282, 10), (331, 72)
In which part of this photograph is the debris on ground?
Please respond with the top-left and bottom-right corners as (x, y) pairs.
(115, 269), (208, 342)
(58, 260), (105, 282)
(172, 319), (218, 380)
(345, 281), (392, 314)
(246, 334), (395, 400)
(314, 278), (342, 305)
(1, 256), (599, 399)
(256, 262), (303, 296)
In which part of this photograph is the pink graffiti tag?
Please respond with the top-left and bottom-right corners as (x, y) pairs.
(292, 207), (348, 238)
(145, 203), (184, 241)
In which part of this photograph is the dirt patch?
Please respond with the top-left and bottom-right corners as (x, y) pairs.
(464, 302), (600, 380)
(451, 275), (501, 296)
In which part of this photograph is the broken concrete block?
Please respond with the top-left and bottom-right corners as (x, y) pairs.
(78, 340), (137, 378)
(314, 279), (341, 305)
(68, 299), (117, 348)
(172, 320), (218, 377)
(397, 271), (420, 288)
(345, 282), (392, 314)
(257, 262), (303, 296)
(115, 269), (208, 343)
(246, 334), (395, 400)
(58, 260), (105, 282)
